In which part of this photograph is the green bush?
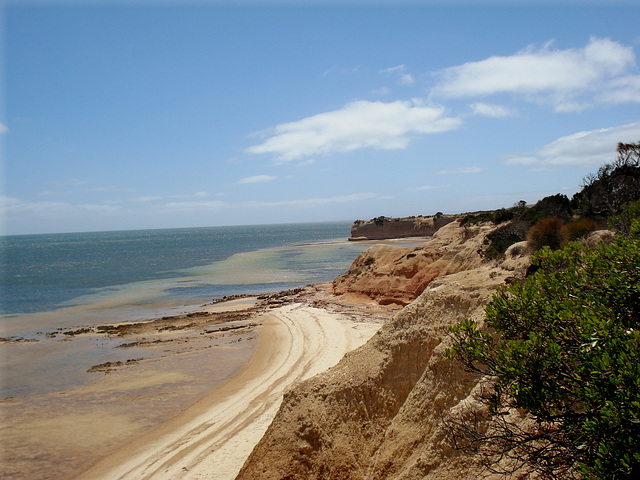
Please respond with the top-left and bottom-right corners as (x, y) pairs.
(447, 229), (640, 479)
(572, 141), (640, 219)
(460, 211), (496, 226)
(483, 220), (530, 259)
(609, 199), (640, 234)
(523, 194), (572, 223)
(492, 208), (515, 224)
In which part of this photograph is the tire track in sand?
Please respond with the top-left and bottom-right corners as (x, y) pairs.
(74, 304), (380, 480)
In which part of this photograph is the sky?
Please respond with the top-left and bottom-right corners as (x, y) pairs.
(2, 1), (639, 235)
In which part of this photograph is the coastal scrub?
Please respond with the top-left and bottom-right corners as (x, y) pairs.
(447, 225), (640, 479)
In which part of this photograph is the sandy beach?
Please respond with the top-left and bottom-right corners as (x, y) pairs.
(1, 286), (390, 480)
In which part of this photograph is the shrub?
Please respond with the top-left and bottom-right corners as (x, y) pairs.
(523, 194), (572, 223)
(492, 208), (515, 224)
(460, 211), (496, 226)
(609, 199), (640, 234)
(565, 218), (599, 240)
(484, 220), (530, 259)
(572, 141), (640, 218)
(447, 232), (640, 479)
(526, 217), (566, 251)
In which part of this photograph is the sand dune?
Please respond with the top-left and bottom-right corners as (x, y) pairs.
(74, 303), (381, 480)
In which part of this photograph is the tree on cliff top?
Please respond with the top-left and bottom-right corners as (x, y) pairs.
(573, 141), (640, 218)
(447, 225), (640, 479)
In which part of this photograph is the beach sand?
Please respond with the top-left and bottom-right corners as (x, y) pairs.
(1, 286), (390, 480)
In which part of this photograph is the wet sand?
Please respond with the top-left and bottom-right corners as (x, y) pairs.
(1, 296), (263, 479)
(1, 286), (394, 480)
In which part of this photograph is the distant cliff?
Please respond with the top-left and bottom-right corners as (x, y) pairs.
(349, 215), (457, 241)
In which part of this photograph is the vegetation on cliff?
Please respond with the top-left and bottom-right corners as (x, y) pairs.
(461, 142), (640, 259)
(448, 143), (640, 479)
(449, 231), (640, 479)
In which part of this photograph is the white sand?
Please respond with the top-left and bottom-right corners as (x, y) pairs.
(73, 303), (380, 480)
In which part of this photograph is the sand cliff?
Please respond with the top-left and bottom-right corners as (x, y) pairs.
(237, 220), (531, 479)
(349, 215), (457, 241)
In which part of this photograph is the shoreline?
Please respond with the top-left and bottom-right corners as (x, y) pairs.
(1, 285), (397, 480)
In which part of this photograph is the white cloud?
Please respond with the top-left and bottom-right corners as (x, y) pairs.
(38, 190), (58, 197)
(399, 74), (415, 86)
(380, 65), (415, 86)
(371, 87), (391, 95)
(1, 197), (121, 217)
(50, 178), (90, 187)
(80, 204), (121, 212)
(597, 74), (640, 104)
(236, 174), (277, 184)
(162, 200), (225, 210)
(504, 156), (539, 166)
(470, 102), (517, 118)
(160, 192), (386, 212)
(380, 65), (405, 74)
(437, 166), (483, 174)
(169, 191), (210, 199)
(246, 100), (462, 162)
(0, 122), (8, 134)
(296, 159), (315, 167)
(433, 37), (636, 111)
(504, 121), (640, 167)
(407, 184), (451, 192)
(323, 65), (360, 77)
(84, 185), (121, 193)
(130, 195), (162, 202)
(240, 192), (391, 209)
(0, 195), (21, 207)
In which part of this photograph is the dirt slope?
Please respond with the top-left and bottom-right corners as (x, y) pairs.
(237, 221), (531, 479)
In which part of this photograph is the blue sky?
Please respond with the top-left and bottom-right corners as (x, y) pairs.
(2, 1), (639, 234)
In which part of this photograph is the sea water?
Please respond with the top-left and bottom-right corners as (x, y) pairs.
(0, 222), (419, 479)
(0, 222), (378, 397)
(1, 222), (368, 329)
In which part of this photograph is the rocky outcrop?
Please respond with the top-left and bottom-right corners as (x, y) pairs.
(236, 222), (531, 480)
(349, 215), (457, 241)
(334, 220), (496, 306)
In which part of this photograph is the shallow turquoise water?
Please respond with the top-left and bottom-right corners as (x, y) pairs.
(1, 222), (359, 319)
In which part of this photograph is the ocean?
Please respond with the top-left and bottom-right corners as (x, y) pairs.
(0, 221), (377, 396)
(1, 221), (368, 329)
(0, 221), (409, 479)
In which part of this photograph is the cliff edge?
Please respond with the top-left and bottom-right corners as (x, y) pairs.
(237, 220), (531, 479)
(349, 215), (457, 241)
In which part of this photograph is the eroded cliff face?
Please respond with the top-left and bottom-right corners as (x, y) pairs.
(334, 221), (498, 306)
(237, 221), (531, 480)
(349, 215), (457, 241)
